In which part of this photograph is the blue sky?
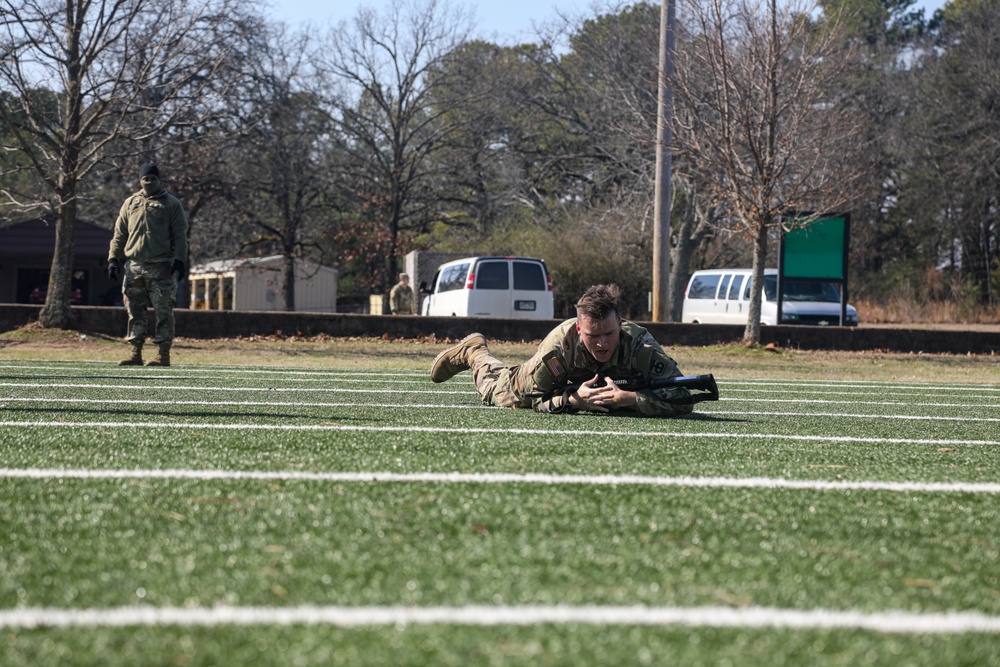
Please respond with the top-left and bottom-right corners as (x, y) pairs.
(266, 0), (948, 43)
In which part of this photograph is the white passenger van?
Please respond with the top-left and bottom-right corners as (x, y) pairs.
(421, 256), (555, 319)
(681, 268), (858, 326)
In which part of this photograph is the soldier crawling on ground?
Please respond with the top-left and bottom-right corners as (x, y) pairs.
(430, 283), (697, 417)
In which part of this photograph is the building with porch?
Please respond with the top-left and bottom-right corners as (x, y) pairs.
(188, 256), (338, 312)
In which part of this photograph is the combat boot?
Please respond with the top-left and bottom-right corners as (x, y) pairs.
(430, 333), (488, 383)
(118, 343), (143, 366)
(146, 343), (171, 367)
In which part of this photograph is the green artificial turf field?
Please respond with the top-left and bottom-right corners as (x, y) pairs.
(1, 353), (998, 666)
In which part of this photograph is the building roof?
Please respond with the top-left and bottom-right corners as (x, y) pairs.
(190, 255), (337, 276)
(0, 218), (113, 255)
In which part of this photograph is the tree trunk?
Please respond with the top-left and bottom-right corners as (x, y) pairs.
(38, 199), (77, 329)
(283, 255), (296, 312)
(669, 185), (698, 322)
(743, 221), (768, 345)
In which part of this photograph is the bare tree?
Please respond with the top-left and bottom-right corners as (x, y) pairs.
(672, 0), (867, 343)
(317, 0), (473, 291)
(215, 26), (339, 312)
(0, 0), (260, 328)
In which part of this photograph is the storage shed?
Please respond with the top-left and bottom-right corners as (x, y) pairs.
(188, 256), (338, 312)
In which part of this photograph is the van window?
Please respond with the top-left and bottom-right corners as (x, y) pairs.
(728, 275), (745, 300)
(438, 263), (470, 292)
(744, 276), (777, 301)
(513, 261), (546, 290)
(745, 275), (840, 302)
(782, 280), (842, 302)
(688, 274), (721, 299)
(475, 261), (509, 290)
(720, 274), (734, 299)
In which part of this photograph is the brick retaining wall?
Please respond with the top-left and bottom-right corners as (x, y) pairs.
(2, 304), (998, 354)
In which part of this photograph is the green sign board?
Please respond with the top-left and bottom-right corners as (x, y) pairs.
(781, 215), (848, 280)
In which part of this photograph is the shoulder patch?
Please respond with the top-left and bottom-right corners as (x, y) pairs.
(543, 350), (566, 380)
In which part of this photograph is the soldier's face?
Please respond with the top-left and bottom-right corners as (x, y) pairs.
(576, 312), (621, 363)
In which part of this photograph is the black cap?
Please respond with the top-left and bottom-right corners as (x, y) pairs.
(139, 163), (160, 179)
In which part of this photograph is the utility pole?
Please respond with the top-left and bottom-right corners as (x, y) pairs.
(652, 0), (676, 321)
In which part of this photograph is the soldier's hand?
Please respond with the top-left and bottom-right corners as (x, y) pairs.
(107, 259), (120, 282)
(571, 375), (616, 413)
(572, 375), (637, 412)
(171, 259), (186, 280)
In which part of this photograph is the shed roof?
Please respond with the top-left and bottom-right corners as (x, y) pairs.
(190, 255), (337, 276)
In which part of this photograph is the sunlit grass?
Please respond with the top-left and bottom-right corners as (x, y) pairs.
(0, 355), (998, 666)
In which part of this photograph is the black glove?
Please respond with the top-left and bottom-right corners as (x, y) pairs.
(107, 259), (120, 282)
(171, 259), (186, 280)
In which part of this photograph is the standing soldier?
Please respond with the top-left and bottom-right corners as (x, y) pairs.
(389, 272), (416, 315)
(107, 163), (188, 366)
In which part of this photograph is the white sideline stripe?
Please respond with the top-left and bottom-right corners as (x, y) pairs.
(3, 468), (999, 494)
(710, 409), (1000, 423)
(3, 397), (995, 422)
(731, 397), (994, 409)
(4, 382), (999, 408)
(726, 380), (1000, 392)
(2, 420), (998, 446)
(0, 397), (488, 410)
(724, 387), (999, 399)
(3, 604), (1000, 633)
(3, 362), (990, 390)
(0, 382), (468, 395)
(4, 395), (996, 412)
(5, 382), (998, 406)
(3, 363), (996, 394)
(0, 364), (423, 378)
(1, 375), (435, 386)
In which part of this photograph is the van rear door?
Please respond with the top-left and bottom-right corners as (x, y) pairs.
(512, 259), (552, 318)
(469, 259), (512, 317)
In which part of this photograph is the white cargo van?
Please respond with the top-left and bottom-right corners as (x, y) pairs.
(682, 268), (858, 326)
(420, 256), (555, 319)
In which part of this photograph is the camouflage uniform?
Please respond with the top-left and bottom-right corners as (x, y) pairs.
(108, 188), (189, 345)
(390, 279), (416, 314)
(470, 319), (693, 417)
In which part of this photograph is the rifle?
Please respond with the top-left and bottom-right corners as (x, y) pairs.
(526, 373), (719, 405)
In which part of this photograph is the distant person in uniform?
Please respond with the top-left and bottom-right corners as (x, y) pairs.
(107, 162), (189, 366)
(389, 272), (416, 315)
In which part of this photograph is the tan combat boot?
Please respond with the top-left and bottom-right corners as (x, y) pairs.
(430, 333), (488, 383)
(146, 343), (171, 367)
(118, 343), (144, 366)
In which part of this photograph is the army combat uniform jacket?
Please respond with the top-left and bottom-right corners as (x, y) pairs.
(108, 189), (188, 266)
(390, 282), (416, 314)
(472, 319), (693, 418)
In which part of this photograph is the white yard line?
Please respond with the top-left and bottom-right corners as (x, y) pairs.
(0, 382), (468, 394)
(707, 409), (1000, 422)
(0, 397), (489, 410)
(2, 604), (999, 633)
(0, 363), (425, 378)
(725, 379), (1000, 392)
(1, 396), (996, 421)
(1, 420), (997, 446)
(2, 467), (998, 494)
